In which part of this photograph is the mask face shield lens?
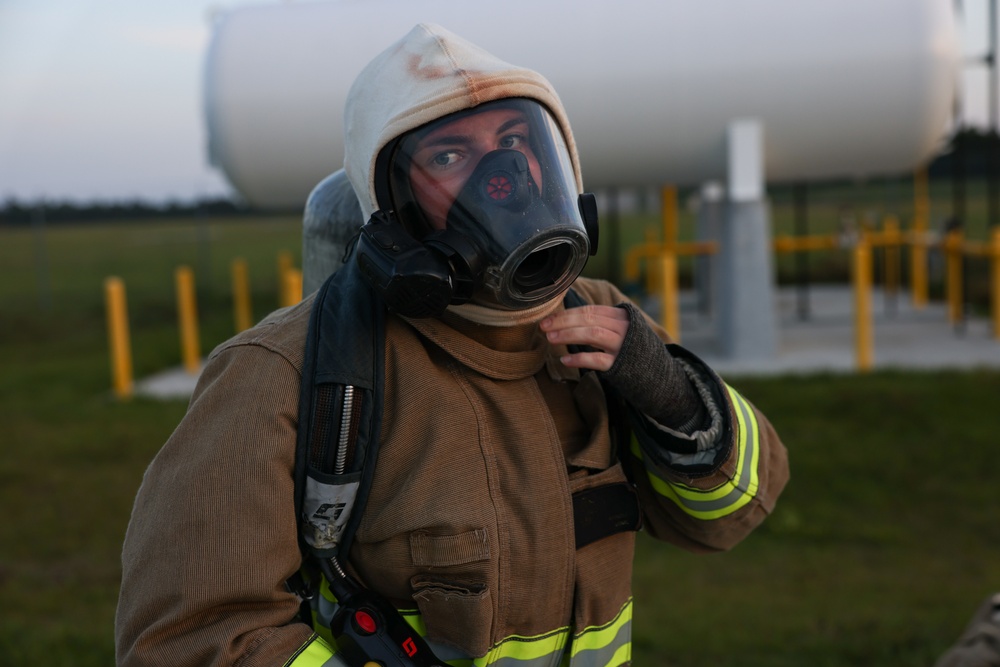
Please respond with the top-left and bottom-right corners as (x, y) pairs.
(385, 99), (591, 310)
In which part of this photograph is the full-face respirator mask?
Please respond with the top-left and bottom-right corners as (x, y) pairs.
(356, 99), (599, 318)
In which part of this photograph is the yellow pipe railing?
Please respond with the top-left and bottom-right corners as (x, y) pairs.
(623, 228), (717, 344)
(631, 205), (998, 367)
(773, 235), (841, 253)
(623, 206), (946, 363)
(660, 186), (680, 340)
(626, 240), (718, 283)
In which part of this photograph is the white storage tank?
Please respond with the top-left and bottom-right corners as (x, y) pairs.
(204, 0), (960, 208)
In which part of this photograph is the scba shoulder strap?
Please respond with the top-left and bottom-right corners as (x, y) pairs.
(292, 260), (448, 666)
(294, 257), (385, 571)
(292, 270), (640, 597)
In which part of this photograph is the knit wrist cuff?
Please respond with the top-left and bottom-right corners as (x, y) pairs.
(599, 302), (705, 431)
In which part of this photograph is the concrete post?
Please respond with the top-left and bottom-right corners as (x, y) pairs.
(694, 181), (724, 315)
(714, 119), (778, 360)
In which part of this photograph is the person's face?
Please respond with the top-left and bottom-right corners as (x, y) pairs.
(407, 107), (543, 231)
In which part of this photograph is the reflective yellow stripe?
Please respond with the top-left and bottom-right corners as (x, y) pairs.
(393, 602), (572, 666)
(313, 584), (630, 666)
(284, 634), (343, 667)
(634, 384), (761, 520)
(313, 589), (571, 666)
(474, 626), (570, 665)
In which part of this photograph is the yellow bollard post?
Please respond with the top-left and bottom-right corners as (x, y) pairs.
(282, 268), (303, 307)
(945, 229), (964, 326)
(991, 227), (1000, 339)
(660, 185), (680, 339)
(910, 167), (930, 308)
(883, 216), (901, 297)
(104, 276), (134, 399)
(277, 250), (293, 303)
(853, 232), (874, 372)
(231, 258), (253, 332)
(175, 266), (201, 375)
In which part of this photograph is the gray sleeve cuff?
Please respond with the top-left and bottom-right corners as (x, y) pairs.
(641, 358), (726, 467)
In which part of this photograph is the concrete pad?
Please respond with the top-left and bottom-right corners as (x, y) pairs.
(677, 286), (1000, 376)
(134, 365), (202, 401)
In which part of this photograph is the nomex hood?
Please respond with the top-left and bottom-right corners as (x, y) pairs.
(343, 23), (583, 219)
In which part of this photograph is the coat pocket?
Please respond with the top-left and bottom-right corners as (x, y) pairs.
(411, 576), (493, 658)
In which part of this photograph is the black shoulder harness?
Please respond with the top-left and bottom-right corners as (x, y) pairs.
(294, 258), (386, 569)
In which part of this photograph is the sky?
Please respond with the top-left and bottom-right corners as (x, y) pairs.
(0, 0), (239, 204)
(0, 0), (997, 205)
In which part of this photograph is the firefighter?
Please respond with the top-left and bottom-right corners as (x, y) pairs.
(116, 23), (789, 667)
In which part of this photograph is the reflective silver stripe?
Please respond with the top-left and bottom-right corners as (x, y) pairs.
(569, 619), (631, 667)
(486, 650), (564, 667)
(441, 624), (569, 667)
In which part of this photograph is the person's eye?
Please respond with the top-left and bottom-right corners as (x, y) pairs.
(499, 133), (526, 150)
(431, 151), (461, 168)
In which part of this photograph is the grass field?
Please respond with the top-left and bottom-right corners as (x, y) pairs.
(1, 207), (998, 666)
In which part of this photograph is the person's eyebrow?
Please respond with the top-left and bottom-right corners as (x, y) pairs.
(418, 133), (472, 149)
(496, 116), (528, 135)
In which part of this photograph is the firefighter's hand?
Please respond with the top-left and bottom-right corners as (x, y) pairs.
(544, 302), (707, 432)
(540, 305), (629, 372)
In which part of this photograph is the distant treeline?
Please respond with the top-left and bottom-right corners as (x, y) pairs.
(0, 197), (299, 226)
(928, 127), (1000, 180)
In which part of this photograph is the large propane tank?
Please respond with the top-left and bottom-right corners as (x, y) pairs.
(204, 0), (960, 208)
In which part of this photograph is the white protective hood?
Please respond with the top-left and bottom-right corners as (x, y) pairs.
(343, 23), (584, 219)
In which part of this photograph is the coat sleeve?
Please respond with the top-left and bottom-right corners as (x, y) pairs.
(115, 335), (343, 667)
(624, 346), (789, 553)
(571, 278), (790, 554)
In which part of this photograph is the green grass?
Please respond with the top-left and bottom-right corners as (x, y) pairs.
(1, 210), (999, 665)
(0, 215), (302, 666)
(631, 371), (1000, 666)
